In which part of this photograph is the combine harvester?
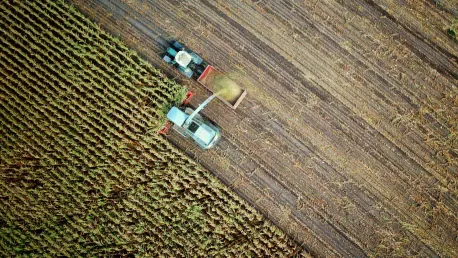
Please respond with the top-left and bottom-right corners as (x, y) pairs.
(159, 41), (246, 149)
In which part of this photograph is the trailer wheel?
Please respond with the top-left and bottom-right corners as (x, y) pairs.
(195, 65), (204, 77)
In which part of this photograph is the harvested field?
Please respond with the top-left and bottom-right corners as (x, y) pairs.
(0, 0), (303, 256)
(70, 0), (458, 257)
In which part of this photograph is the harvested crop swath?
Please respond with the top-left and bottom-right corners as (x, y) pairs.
(0, 0), (302, 256)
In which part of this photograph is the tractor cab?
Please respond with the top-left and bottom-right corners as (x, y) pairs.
(162, 41), (206, 78)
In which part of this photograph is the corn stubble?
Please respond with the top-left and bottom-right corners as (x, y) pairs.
(0, 0), (300, 256)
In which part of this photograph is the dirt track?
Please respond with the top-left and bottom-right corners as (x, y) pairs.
(70, 0), (458, 257)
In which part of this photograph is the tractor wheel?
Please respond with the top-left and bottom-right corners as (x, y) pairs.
(172, 41), (184, 50)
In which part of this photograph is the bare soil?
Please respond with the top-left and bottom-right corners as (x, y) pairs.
(69, 0), (458, 257)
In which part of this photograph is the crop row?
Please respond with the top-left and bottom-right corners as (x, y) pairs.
(0, 0), (299, 256)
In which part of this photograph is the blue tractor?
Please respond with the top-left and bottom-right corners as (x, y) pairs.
(161, 40), (207, 79)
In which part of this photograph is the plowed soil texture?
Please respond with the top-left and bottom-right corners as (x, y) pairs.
(0, 0), (304, 256)
(69, 0), (458, 257)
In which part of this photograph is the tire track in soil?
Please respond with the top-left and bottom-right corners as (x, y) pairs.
(255, 0), (458, 210)
(180, 0), (454, 255)
(362, 0), (458, 78)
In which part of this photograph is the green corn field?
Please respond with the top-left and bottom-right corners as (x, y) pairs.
(0, 0), (300, 256)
